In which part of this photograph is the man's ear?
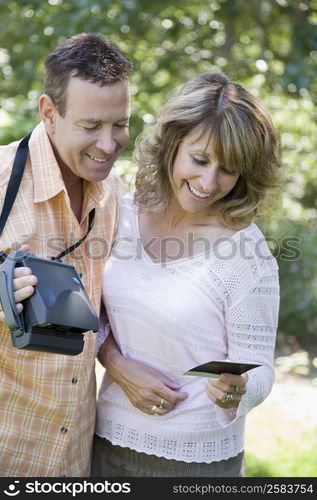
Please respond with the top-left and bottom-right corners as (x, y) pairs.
(38, 94), (57, 136)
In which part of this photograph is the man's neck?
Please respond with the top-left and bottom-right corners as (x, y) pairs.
(49, 139), (84, 223)
(64, 177), (84, 223)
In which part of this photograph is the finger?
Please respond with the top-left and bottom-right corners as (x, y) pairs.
(147, 403), (170, 417)
(206, 381), (239, 408)
(0, 302), (23, 321)
(19, 244), (30, 251)
(230, 384), (246, 395)
(140, 392), (175, 412)
(155, 386), (188, 406)
(217, 393), (238, 409)
(159, 378), (184, 391)
(217, 374), (246, 393)
(15, 303), (23, 313)
(13, 266), (33, 278)
(175, 390), (188, 401)
(206, 382), (223, 403)
(153, 396), (174, 412)
(13, 274), (37, 291)
(14, 285), (35, 303)
(143, 391), (185, 415)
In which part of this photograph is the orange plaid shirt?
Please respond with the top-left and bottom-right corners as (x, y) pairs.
(0, 122), (126, 476)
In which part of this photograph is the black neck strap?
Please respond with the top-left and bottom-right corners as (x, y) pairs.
(0, 133), (95, 263)
(51, 208), (95, 262)
(0, 134), (31, 238)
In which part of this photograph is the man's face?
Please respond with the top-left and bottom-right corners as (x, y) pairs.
(44, 77), (131, 183)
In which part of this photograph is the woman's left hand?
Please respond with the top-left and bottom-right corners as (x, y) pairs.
(205, 372), (248, 409)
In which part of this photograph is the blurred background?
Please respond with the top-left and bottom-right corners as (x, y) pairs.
(0, 0), (316, 477)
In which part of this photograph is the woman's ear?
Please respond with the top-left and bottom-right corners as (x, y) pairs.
(38, 94), (56, 136)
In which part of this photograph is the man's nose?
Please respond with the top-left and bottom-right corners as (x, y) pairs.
(95, 129), (117, 154)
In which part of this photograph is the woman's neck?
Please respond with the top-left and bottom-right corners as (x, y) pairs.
(160, 198), (218, 233)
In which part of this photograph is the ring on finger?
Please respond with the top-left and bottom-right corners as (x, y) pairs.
(222, 393), (234, 404)
(159, 398), (164, 409)
(234, 385), (241, 394)
(151, 404), (159, 415)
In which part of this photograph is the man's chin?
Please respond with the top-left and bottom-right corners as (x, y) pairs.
(85, 167), (114, 183)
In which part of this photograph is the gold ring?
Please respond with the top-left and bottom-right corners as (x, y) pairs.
(151, 405), (159, 415)
(159, 398), (164, 409)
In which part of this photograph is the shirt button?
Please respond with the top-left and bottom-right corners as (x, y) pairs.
(60, 427), (68, 434)
(71, 377), (78, 384)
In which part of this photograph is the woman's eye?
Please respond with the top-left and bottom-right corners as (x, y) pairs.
(219, 166), (236, 175)
(115, 123), (129, 129)
(192, 156), (208, 166)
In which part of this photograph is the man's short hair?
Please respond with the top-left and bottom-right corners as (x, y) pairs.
(44, 32), (133, 116)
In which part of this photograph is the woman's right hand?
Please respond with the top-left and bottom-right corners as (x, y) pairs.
(110, 356), (188, 416)
(0, 266), (37, 322)
(98, 335), (188, 416)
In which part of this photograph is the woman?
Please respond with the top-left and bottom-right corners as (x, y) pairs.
(92, 71), (281, 477)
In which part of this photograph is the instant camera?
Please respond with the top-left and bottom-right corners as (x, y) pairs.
(0, 250), (99, 355)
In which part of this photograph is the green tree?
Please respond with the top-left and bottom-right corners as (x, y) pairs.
(0, 0), (316, 346)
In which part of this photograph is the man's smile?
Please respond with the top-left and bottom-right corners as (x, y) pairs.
(86, 153), (112, 163)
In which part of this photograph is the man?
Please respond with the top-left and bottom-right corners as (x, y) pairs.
(0, 33), (132, 476)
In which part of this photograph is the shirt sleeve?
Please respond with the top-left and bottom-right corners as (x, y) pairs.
(215, 269), (280, 427)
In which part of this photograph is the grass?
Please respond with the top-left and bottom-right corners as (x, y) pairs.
(245, 375), (317, 477)
(246, 423), (317, 477)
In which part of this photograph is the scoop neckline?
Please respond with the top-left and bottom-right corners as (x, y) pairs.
(134, 200), (253, 266)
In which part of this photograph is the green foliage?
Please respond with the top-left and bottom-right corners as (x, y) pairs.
(0, 0), (317, 345)
(246, 428), (317, 477)
(258, 216), (317, 348)
(0, 0), (316, 155)
(245, 377), (317, 478)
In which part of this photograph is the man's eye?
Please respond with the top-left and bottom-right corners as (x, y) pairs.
(83, 125), (99, 131)
(192, 156), (207, 166)
(115, 123), (129, 129)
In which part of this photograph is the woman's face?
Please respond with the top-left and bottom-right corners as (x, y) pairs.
(170, 130), (240, 214)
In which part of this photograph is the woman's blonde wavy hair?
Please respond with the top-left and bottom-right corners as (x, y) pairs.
(134, 71), (282, 229)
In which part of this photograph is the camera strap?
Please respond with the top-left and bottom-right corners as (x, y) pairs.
(51, 209), (95, 262)
(0, 134), (31, 239)
(0, 133), (95, 263)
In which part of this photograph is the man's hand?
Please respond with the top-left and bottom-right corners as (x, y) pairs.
(0, 245), (38, 322)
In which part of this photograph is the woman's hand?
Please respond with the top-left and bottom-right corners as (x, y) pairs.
(205, 372), (248, 409)
(98, 334), (188, 416)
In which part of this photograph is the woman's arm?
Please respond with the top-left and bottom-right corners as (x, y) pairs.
(206, 269), (280, 425)
(98, 323), (188, 416)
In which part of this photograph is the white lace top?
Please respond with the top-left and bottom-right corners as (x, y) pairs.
(96, 192), (280, 463)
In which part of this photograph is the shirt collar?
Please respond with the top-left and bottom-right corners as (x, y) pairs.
(29, 122), (106, 205)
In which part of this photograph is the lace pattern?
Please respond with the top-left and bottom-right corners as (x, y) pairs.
(96, 193), (280, 462)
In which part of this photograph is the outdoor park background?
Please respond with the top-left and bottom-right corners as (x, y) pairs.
(0, 0), (316, 477)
